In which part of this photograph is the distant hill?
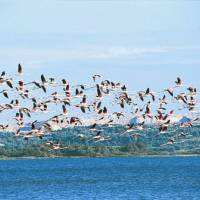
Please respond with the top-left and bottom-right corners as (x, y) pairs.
(0, 124), (200, 158)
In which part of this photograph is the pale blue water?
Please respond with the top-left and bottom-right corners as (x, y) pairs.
(0, 157), (199, 200)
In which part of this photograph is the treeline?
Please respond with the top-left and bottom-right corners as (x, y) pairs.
(0, 142), (147, 158)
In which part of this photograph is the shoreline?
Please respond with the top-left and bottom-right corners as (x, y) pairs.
(0, 153), (200, 160)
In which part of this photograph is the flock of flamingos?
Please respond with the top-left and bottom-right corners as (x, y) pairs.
(0, 64), (199, 150)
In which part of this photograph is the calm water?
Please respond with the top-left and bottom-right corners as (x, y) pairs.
(0, 156), (199, 200)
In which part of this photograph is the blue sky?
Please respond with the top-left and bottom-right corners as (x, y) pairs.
(0, 0), (200, 91)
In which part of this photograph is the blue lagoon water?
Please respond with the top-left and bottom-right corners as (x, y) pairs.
(0, 156), (199, 200)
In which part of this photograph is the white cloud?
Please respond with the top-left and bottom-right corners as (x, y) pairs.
(0, 45), (199, 68)
(0, 45), (168, 61)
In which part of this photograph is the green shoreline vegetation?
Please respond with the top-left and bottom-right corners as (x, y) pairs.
(0, 143), (199, 159)
(0, 143), (147, 158)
